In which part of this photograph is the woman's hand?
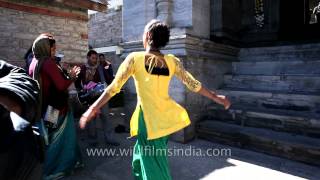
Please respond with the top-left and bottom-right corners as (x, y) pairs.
(79, 107), (100, 129)
(198, 87), (231, 110)
(69, 66), (81, 80)
(216, 95), (231, 110)
(104, 65), (110, 70)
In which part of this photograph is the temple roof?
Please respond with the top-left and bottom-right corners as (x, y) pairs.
(53, 0), (108, 12)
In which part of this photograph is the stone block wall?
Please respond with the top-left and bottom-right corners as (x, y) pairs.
(190, 0), (210, 39)
(122, 0), (163, 42)
(0, 1), (89, 67)
(88, 8), (122, 48)
(122, 0), (210, 42)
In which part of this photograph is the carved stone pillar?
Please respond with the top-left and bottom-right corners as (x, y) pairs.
(156, 0), (172, 26)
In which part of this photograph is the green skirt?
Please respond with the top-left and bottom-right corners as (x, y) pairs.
(132, 108), (172, 180)
(39, 110), (82, 180)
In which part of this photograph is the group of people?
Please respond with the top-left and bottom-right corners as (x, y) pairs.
(1, 19), (231, 180)
(1, 33), (118, 179)
(75, 50), (120, 146)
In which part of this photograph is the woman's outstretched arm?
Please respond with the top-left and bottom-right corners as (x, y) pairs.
(197, 86), (231, 109)
(79, 53), (136, 129)
(173, 57), (231, 109)
(79, 90), (112, 129)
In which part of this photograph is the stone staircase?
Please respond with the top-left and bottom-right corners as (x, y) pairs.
(196, 43), (320, 166)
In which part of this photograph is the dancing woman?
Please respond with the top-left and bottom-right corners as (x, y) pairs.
(29, 33), (82, 179)
(80, 20), (231, 180)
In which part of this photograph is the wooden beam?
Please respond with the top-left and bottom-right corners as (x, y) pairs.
(0, 1), (88, 21)
(53, 0), (108, 12)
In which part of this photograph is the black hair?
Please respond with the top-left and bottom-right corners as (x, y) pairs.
(49, 39), (55, 48)
(99, 53), (105, 57)
(87, 49), (98, 57)
(145, 20), (170, 49)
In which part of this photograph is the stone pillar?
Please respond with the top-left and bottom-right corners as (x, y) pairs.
(122, 0), (157, 42)
(156, 0), (172, 26)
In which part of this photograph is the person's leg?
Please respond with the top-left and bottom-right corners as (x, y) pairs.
(132, 108), (171, 180)
(100, 104), (119, 146)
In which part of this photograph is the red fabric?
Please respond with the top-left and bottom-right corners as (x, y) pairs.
(29, 58), (72, 115)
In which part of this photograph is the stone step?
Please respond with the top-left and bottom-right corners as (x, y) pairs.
(224, 75), (320, 94)
(238, 43), (320, 62)
(205, 105), (320, 138)
(196, 121), (320, 166)
(232, 61), (320, 75)
(218, 89), (320, 114)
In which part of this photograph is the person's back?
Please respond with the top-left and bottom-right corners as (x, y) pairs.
(79, 20), (231, 180)
(0, 60), (42, 180)
(112, 51), (201, 139)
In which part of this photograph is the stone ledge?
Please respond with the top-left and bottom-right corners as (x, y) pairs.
(121, 35), (239, 61)
(197, 120), (320, 166)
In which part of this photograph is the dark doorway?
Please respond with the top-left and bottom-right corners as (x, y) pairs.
(280, 0), (320, 41)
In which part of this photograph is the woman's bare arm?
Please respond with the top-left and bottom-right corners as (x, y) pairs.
(197, 86), (231, 109)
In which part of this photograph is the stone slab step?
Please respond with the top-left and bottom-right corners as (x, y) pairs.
(238, 43), (320, 62)
(218, 89), (320, 114)
(224, 75), (320, 94)
(196, 121), (320, 166)
(205, 105), (320, 138)
(232, 61), (320, 75)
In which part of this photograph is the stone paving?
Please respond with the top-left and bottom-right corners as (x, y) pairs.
(64, 118), (320, 180)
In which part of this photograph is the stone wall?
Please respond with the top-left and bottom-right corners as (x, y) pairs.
(0, 1), (89, 67)
(88, 8), (122, 48)
(190, 0), (210, 39)
(123, 0), (209, 42)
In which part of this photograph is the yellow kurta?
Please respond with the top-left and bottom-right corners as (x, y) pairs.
(105, 52), (202, 140)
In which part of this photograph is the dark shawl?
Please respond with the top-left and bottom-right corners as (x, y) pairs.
(0, 60), (39, 122)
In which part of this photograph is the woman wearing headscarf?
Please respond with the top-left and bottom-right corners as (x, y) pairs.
(29, 33), (82, 180)
(79, 20), (231, 180)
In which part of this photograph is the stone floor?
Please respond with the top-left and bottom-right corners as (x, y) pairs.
(64, 117), (320, 180)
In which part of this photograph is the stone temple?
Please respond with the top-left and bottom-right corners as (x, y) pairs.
(89, 0), (320, 166)
(0, 0), (319, 167)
